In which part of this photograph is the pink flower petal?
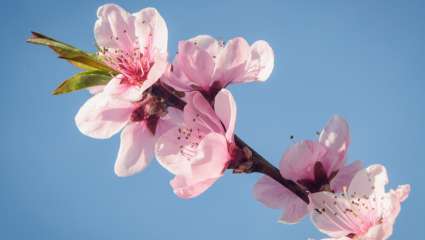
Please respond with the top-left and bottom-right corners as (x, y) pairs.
(188, 35), (221, 57)
(169, 132), (229, 198)
(309, 191), (355, 237)
(94, 4), (136, 51)
(185, 92), (224, 134)
(253, 176), (288, 209)
(114, 122), (154, 177)
(306, 115), (351, 178)
(249, 40), (274, 81)
(253, 176), (308, 224)
(214, 37), (250, 87)
(278, 198), (308, 224)
(319, 115), (350, 170)
(103, 75), (129, 95)
(190, 133), (229, 179)
(75, 93), (134, 139)
(214, 89), (237, 142)
(170, 175), (219, 199)
(134, 7), (168, 54)
(362, 223), (392, 240)
(393, 184), (410, 203)
(159, 107), (184, 131)
(385, 184), (410, 224)
(139, 54), (168, 94)
(348, 164), (388, 197)
(162, 64), (192, 92)
(367, 184), (410, 240)
(330, 160), (363, 192)
(280, 140), (328, 181)
(155, 126), (193, 175)
(176, 40), (215, 90)
(234, 40), (274, 83)
(103, 75), (145, 102)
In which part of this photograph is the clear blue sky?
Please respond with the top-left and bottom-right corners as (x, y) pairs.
(2, 0), (424, 239)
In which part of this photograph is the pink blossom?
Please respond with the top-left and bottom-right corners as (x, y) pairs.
(75, 91), (182, 177)
(309, 164), (410, 240)
(164, 35), (274, 100)
(75, 4), (178, 177)
(94, 4), (168, 101)
(155, 89), (237, 198)
(253, 115), (362, 224)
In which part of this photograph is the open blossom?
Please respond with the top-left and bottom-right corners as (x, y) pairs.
(95, 4), (168, 101)
(75, 4), (177, 177)
(253, 115), (362, 223)
(155, 89), (237, 198)
(164, 35), (274, 100)
(309, 164), (410, 240)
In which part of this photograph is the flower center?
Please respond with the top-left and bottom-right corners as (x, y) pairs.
(101, 46), (152, 85)
(176, 125), (205, 162)
(314, 187), (388, 238)
(98, 28), (156, 85)
(297, 161), (336, 193)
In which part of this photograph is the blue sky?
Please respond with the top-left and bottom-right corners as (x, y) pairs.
(2, 0), (424, 239)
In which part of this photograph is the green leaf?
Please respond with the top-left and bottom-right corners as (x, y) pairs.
(53, 70), (113, 95)
(27, 31), (117, 73)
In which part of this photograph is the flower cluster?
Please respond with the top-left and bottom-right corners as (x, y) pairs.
(74, 4), (273, 196)
(253, 116), (410, 239)
(28, 3), (410, 239)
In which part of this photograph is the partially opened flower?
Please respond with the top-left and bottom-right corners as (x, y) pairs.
(309, 164), (410, 240)
(155, 89), (237, 198)
(164, 35), (274, 100)
(253, 115), (362, 223)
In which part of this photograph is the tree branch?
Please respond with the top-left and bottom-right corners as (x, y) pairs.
(232, 135), (310, 204)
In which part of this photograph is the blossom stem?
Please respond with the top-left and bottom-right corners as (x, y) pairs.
(153, 83), (310, 204)
(232, 135), (310, 204)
